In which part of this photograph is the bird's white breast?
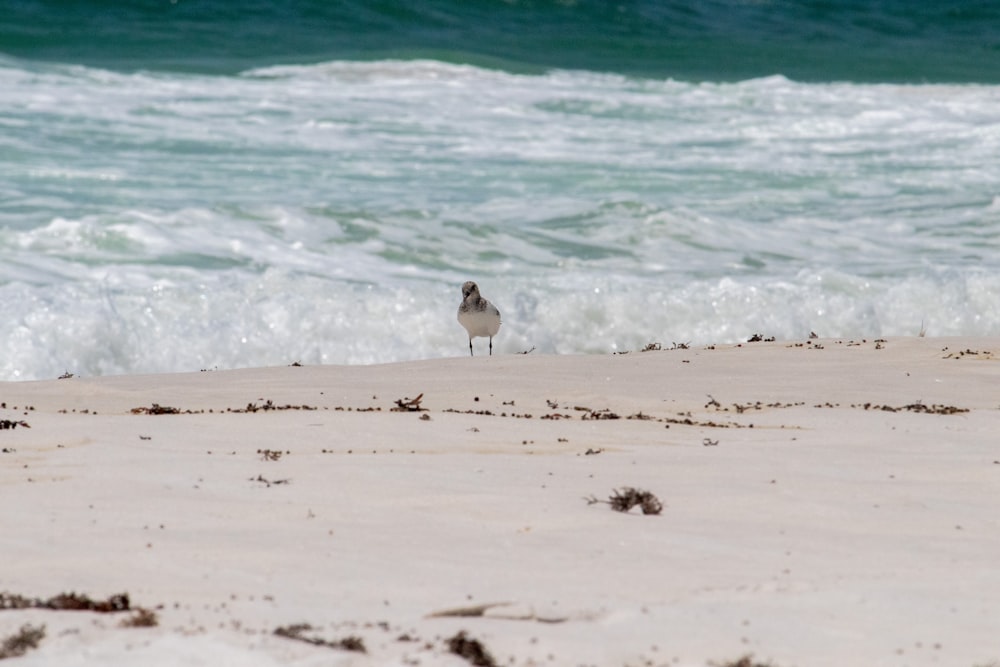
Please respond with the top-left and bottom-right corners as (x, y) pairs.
(458, 304), (501, 337)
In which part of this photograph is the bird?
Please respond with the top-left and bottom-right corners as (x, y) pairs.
(457, 281), (501, 356)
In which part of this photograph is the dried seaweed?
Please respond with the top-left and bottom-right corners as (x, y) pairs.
(130, 404), (181, 415)
(0, 591), (130, 612)
(707, 400), (805, 413)
(856, 402), (969, 415)
(663, 416), (744, 429)
(943, 348), (993, 360)
(582, 409), (620, 420)
(230, 400), (317, 413)
(274, 623), (366, 653)
(52, 592), (129, 612)
(712, 654), (777, 667)
(446, 631), (498, 667)
(0, 420), (29, 430)
(0, 624), (44, 660)
(120, 608), (159, 628)
(586, 487), (663, 515)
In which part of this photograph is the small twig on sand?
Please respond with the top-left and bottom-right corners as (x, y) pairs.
(274, 624), (366, 653)
(392, 393), (426, 412)
(251, 474), (290, 487)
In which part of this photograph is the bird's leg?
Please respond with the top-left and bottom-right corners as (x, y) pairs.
(469, 338), (474, 357)
(489, 337), (493, 356)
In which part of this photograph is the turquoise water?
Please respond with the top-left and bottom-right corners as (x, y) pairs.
(2, 2), (999, 379)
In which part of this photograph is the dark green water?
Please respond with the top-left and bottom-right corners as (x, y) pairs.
(2, 0), (999, 82)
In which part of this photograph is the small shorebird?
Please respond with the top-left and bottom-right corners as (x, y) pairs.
(457, 281), (502, 356)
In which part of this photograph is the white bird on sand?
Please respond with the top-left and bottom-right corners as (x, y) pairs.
(457, 281), (502, 356)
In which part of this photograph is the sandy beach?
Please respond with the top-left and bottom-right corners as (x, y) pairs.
(2, 336), (998, 666)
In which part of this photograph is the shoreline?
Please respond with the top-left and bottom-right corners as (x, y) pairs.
(2, 336), (998, 666)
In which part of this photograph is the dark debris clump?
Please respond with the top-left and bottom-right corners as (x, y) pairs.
(120, 608), (159, 628)
(446, 631), (498, 667)
(586, 487), (663, 515)
(0, 420), (29, 430)
(0, 591), (130, 613)
(130, 404), (181, 415)
(0, 624), (45, 660)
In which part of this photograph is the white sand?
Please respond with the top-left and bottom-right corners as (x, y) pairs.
(2, 337), (998, 666)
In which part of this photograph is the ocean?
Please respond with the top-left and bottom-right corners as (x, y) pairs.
(2, 1), (999, 380)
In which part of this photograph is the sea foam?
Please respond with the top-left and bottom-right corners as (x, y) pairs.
(2, 59), (998, 379)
